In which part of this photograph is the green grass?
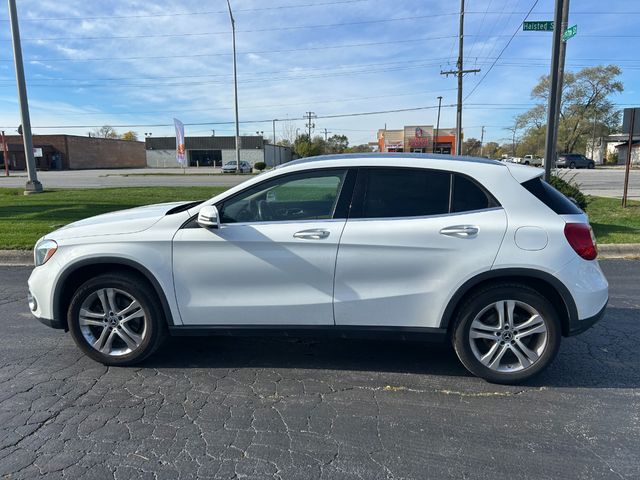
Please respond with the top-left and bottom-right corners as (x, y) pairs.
(0, 187), (226, 250)
(587, 196), (640, 245)
(0, 187), (638, 250)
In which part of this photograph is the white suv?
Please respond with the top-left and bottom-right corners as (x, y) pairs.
(28, 154), (608, 383)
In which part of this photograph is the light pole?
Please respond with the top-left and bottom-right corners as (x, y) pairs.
(434, 96), (443, 154)
(226, 0), (241, 174)
(8, 0), (42, 194)
(272, 119), (278, 145)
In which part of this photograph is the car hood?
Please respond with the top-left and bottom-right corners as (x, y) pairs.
(47, 201), (189, 241)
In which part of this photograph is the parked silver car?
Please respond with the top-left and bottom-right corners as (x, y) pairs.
(222, 160), (252, 173)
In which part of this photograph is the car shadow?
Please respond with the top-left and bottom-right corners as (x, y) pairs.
(143, 307), (640, 389)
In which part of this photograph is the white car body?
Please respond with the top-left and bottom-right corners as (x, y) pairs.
(27, 154), (608, 380)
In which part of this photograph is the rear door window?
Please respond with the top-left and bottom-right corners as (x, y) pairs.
(352, 168), (499, 219)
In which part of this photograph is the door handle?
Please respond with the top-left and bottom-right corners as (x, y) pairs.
(293, 229), (330, 240)
(440, 225), (479, 238)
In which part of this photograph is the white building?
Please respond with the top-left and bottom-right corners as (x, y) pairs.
(587, 134), (640, 166)
(145, 136), (292, 168)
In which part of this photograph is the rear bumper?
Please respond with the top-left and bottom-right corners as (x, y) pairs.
(566, 301), (607, 336)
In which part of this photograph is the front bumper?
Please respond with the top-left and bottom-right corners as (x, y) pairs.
(35, 315), (66, 330)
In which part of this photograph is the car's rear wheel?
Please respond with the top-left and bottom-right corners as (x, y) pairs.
(588, 162), (595, 169)
(452, 284), (561, 384)
(67, 273), (166, 366)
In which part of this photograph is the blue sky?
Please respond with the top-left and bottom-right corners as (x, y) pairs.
(0, 0), (638, 146)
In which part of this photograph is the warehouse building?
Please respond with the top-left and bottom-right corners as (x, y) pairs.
(145, 136), (293, 168)
(1, 134), (146, 170)
(377, 125), (458, 155)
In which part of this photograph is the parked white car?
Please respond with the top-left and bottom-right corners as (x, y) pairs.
(28, 154), (608, 383)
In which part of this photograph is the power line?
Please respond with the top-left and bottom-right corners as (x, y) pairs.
(0, 35), (458, 63)
(3, 14), (460, 42)
(0, 0), (370, 22)
(465, 0), (540, 101)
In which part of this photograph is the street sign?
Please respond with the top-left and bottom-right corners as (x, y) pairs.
(523, 21), (554, 31)
(562, 24), (577, 41)
(622, 108), (640, 135)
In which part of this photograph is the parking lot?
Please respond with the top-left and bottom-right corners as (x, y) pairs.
(0, 167), (638, 198)
(0, 260), (638, 479)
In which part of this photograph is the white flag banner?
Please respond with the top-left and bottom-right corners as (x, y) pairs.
(174, 118), (186, 166)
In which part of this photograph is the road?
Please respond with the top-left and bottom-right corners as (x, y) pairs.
(0, 261), (638, 479)
(0, 167), (638, 198)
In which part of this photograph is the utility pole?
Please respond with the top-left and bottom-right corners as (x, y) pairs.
(323, 128), (332, 142)
(8, 0), (42, 193)
(480, 126), (485, 157)
(272, 119), (278, 145)
(550, 0), (570, 173)
(226, 0), (241, 174)
(305, 112), (316, 138)
(440, 0), (480, 156)
(211, 129), (215, 137)
(1, 131), (9, 176)
(543, 0), (565, 181)
(434, 96), (443, 154)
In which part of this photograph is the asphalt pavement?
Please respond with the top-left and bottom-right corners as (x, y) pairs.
(0, 167), (638, 198)
(0, 261), (638, 479)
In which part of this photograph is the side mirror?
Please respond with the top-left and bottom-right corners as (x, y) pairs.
(197, 205), (220, 229)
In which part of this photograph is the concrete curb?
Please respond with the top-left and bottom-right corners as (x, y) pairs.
(1, 244), (639, 267)
(0, 250), (32, 266)
(597, 243), (640, 259)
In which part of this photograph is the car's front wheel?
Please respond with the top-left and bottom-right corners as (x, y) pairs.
(452, 284), (561, 384)
(67, 273), (166, 366)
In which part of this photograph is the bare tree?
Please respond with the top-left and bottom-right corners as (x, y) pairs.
(91, 125), (119, 139)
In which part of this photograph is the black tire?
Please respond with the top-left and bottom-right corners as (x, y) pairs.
(569, 161), (576, 169)
(524, 161), (530, 165)
(67, 273), (167, 366)
(452, 283), (561, 384)
(588, 162), (595, 169)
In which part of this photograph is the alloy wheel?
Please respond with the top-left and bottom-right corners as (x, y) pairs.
(78, 288), (147, 356)
(468, 300), (548, 373)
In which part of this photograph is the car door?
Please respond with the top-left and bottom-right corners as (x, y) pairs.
(172, 168), (354, 326)
(333, 168), (508, 329)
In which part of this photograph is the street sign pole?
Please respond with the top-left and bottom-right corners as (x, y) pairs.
(7, 0), (42, 194)
(551, 0), (571, 172)
(622, 108), (635, 208)
(543, 0), (565, 182)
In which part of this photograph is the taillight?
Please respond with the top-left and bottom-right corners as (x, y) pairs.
(564, 223), (597, 260)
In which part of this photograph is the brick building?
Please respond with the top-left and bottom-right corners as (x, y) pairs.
(1, 134), (146, 170)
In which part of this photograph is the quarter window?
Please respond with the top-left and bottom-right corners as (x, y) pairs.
(451, 174), (494, 212)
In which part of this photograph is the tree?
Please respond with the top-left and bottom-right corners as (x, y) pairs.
(121, 131), (139, 141)
(91, 125), (119, 139)
(463, 137), (482, 156)
(345, 144), (373, 153)
(326, 134), (349, 153)
(483, 141), (500, 159)
(293, 135), (326, 158)
(517, 65), (623, 154)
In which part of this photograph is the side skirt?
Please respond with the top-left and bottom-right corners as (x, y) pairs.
(168, 325), (448, 342)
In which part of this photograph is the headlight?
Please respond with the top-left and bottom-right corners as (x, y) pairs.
(34, 239), (58, 266)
